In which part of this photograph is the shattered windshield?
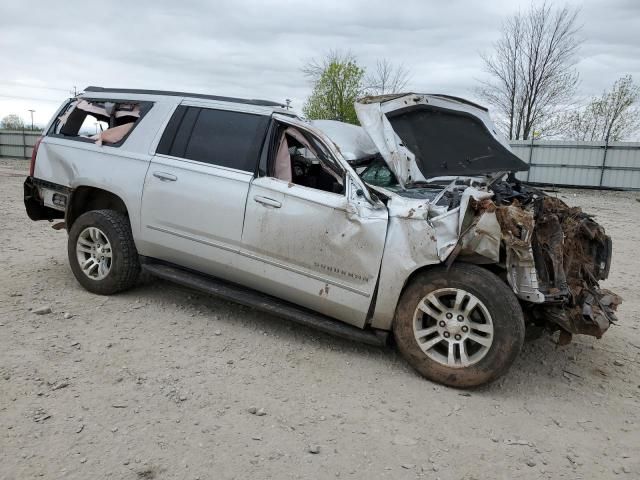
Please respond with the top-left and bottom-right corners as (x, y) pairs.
(359, 157), (397, 187)
(358, 157), (450, 200)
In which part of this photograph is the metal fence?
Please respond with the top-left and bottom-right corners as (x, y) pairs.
(2, 129), (640, 190)
(510, 140), (640, 190)
(0, 129), (41, 159)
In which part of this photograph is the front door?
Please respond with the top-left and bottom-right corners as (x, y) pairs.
(241, 124), (388, 327)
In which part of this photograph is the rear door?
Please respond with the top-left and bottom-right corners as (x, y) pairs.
(138, 103), (270, 282)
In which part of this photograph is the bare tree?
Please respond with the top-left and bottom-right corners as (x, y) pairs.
(302, 50), (357, 83)
(0, 114), (25, 130)
(478, 2), (582, 140)
(365, 59), (411, 95)
(563, 75), (639, 142)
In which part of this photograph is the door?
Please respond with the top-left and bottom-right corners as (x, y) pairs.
(241, 123), (388, 327)
(138, 104), (270, 282)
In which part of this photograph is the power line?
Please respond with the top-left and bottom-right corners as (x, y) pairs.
(0, 94), (65, 103)
(0, 81), (72, 93)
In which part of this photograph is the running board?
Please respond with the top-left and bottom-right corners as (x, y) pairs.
(141, 262), (388, 346)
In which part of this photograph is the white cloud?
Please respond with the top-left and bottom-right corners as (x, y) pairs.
(1, 0), (638, 127)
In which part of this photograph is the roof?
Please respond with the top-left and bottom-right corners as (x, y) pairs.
(83, 86), (285, 108)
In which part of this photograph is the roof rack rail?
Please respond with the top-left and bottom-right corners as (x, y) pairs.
(83, 86), (285, 108)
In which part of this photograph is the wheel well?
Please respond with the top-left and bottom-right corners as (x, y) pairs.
(66, 187), (128, 229)
(399, 261), (507, 304)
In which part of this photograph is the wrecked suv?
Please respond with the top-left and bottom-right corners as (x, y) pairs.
(24, 88), (620, 387)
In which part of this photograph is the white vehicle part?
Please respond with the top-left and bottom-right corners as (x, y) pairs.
(40, 187), (67, 211)
(310, 119), (379, 161)
(429, 207), (460, 261)
(429, 187), (501, 263)
(242, 176), (388, 327)
(239, 115), (388, 327)
(34, 95), (179, 240)
(370, 186), (526, 328)
(355, 94), (522, 187)
(354, 101), (426, 188)
(455, 188), (501, 263)
(459, 212), (502, 263)
(496, 203), (546, 303)
(506, 248), (546, 303)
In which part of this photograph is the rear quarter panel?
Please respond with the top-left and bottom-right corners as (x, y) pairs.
(34, 98), (178, 239)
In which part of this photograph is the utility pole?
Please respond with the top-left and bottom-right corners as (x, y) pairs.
(28, 109), (35, 130)
(71, 86), (78, 97)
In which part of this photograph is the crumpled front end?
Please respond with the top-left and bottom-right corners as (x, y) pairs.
(526, 195), (620, 341)
(467, 179), (622, 341)
(388, 176), (623, 342)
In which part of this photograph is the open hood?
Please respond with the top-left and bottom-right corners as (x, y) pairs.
(355, 93), (529, 188)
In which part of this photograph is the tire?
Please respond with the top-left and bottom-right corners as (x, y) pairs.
(67, 209), (140, 295)
(393, 263), (525, 388)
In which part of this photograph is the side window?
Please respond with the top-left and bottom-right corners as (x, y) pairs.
(157, 106), (269, 172)
(50, 99), (149, 146)
(272, 125), (345, 195)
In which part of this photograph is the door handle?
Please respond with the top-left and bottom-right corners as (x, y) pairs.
(153, 171), (177, 182)
(254, 195), (282, 208)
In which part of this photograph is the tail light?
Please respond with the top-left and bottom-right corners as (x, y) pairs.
(29, 136), (44, 177)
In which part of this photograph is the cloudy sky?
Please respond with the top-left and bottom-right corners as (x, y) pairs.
(1, 0), (639, 127)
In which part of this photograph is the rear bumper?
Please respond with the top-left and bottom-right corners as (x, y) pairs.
(24, 176), (66, 221)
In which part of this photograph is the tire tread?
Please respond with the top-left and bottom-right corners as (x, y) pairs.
(67, 209), (140, 295)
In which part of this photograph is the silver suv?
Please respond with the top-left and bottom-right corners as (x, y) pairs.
(24, 87), (620, 387)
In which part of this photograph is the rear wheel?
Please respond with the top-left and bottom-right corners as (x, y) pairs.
(393, 263), (525, 388)
(68, 209), (140, 295)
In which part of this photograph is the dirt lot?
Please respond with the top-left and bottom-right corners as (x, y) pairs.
(1, 158), (639, 480)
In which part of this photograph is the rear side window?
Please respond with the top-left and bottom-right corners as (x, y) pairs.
(50, 99), (151, 147)
(157, 106), (269, 172)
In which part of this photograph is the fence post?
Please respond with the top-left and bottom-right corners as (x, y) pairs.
(599, 139), (609, 187)
(22, 128), (28, 159)
(526, 136), (534, 182)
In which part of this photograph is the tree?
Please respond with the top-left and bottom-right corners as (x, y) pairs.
(0, 114), (25, 130)
(364, 59), (411, 95)
(302, 51), (365, 124)
(563, 75), (639, 142)
(478, 2), (581, 140)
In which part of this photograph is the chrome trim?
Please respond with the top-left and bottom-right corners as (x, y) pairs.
(146, 225), (370, 297)
(153, 153), (255, 176)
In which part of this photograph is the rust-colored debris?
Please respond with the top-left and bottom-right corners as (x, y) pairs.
(488, 182), (621, 342)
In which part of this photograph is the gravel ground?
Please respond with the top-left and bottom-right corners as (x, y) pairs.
(1, 158), (639, 479)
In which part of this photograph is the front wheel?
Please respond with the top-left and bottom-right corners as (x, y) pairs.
(393, 263), (525, 388)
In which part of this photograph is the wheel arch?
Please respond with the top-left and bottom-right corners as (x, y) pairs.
(66, 186), (129, 231)
(369, 260), (506, 331)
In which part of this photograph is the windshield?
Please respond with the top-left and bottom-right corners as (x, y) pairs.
(359, 157), (398, 188)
